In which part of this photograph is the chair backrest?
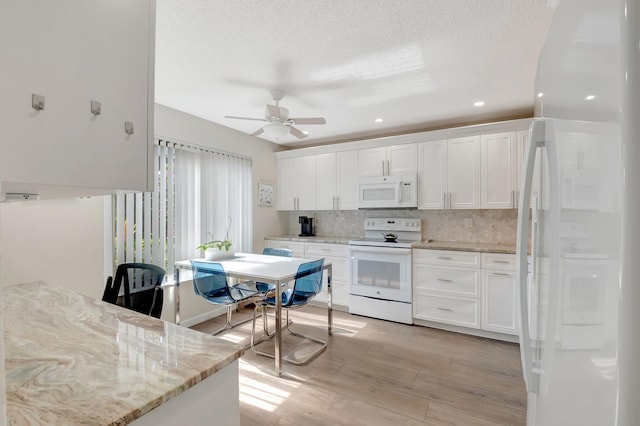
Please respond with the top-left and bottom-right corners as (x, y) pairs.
(190, 260), (229, 297)
(288, 258), (324, 306)
(102, 262), (165, 318)
(263, 247), (292, 257)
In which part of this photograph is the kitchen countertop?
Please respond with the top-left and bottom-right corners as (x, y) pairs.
(413, 240), (517, 254)
(3, 281), (243, 425)
(266, 235), (355, 244)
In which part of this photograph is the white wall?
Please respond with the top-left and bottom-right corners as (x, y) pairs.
(0, 104), (287, 325)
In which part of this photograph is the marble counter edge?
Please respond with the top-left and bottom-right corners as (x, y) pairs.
(265, 236), (356, 244)
(3, 282), (244, 425)
(412, 241), (517, 254)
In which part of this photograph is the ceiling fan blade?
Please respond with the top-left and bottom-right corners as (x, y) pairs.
(288, 117), (326, 125)
(287, 125), (308, 139)
(224, 115), (267, 122)
(251, 127), (265, 136)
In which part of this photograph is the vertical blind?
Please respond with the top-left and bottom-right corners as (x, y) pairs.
(112, 139), (253, 272)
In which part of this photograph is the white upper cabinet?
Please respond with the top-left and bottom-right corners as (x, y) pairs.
(336, 150), (359, 210)
(0, 0), (155, 199)
(277, 156), (317, 210)
(418, 140), (448, 209)
(358, 144), (417, 177)
(315, 153), (337, 210)
(481, 132), (516, 209)
(447, 136), (481, 209)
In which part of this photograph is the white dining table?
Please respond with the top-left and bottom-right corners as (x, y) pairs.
(174, 252), (332, 376)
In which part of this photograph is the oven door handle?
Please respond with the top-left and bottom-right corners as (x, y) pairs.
(349, 246), (412, 255)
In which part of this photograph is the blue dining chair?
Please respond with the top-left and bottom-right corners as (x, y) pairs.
(190, 260), (261, 335)
(250, 258), (327, 365)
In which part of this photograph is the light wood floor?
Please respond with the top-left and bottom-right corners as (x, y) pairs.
(191, 305), (527, 426)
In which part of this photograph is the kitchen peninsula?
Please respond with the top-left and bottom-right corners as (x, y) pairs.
(3, 282), (243, 425)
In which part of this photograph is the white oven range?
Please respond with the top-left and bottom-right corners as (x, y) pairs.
(348, 218), (422, 324)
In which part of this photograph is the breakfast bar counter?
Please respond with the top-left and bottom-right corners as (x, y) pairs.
(3, 281), (243, 425)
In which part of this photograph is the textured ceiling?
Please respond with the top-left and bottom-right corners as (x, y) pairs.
(155, 1), (556, 147)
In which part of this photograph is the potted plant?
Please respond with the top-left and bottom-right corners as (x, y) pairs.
(197, 217), (235, 260)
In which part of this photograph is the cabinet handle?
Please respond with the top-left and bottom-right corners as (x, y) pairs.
(124, 121), (134, 135)
(437, 307), (453, 312)
(437, 278), (453, 282)
(492, 260), (511, 264)
(437, 256), (453, 260)
(382, 161), (385, 176)
(490, 272), (513, 277)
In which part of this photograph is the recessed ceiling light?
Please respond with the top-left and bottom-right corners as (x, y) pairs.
(537, 92), (544, 98)
(473, 101), (485, 107)
(302, 130), (309, 135)
(585, 94), (596, 100)
(375, 118), (384, 123)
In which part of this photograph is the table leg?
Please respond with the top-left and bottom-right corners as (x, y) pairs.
(327, 264), (333, 335)
(275, 278), (282, 376)
(174, 268), (181, 325)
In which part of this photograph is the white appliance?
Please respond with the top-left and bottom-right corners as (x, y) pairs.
(348, 218), (422, 324)
(357, 174), (417, 209)
(516, 0), (636, 424)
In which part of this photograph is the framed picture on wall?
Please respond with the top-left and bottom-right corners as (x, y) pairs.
(258, 181), (275, 206)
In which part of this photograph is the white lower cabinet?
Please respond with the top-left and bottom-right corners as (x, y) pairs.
(413, 249), (517, 339)
(263, 240), (349, 308)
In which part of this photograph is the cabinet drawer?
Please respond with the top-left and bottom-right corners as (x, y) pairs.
(264, 240), (305, 258)
(414, 294), (480, 328)
(414, 265), (480, 297)
(305, 243), (348, 257)
(481, 253), (516, 270)
(413, 249), (481, 267)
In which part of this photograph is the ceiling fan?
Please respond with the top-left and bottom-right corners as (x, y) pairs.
(224, 94), (326, 140)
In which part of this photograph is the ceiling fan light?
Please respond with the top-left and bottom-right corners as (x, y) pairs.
(263, 122), (290, 139)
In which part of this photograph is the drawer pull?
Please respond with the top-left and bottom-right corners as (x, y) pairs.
(437, 307), (453, 312)
(437, 256), (453, 260)
(492, 260), (511, 264)
(437, 278), (453, 283)
(490, 272), (512, 277)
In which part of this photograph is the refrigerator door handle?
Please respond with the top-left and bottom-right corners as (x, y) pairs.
(516, 118), (545, 394)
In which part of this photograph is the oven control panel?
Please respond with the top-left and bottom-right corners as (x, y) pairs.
(363, 218), (422, 232)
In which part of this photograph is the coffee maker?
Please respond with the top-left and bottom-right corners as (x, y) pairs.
(298, 216), (315, 237)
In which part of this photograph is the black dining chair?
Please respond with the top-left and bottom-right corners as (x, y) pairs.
(102, 263), (165, 319)
(250, 258), (327, 365)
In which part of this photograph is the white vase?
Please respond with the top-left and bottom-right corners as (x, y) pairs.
(204, 248), (235, 261)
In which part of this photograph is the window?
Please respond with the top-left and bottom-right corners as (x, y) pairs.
(109, 139), (252, 273)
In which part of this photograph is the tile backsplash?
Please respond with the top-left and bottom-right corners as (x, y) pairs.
(288, 209), (518, 244)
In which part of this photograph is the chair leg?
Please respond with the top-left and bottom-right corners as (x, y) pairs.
(211, 304), (254, 336)
(250, 304), (275, 354)
(251, 308), (327, 365)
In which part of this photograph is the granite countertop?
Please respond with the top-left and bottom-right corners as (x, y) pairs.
(266, 235), (355, 244)
(413, 240), (517, 254)
(3, 282), (243, 425)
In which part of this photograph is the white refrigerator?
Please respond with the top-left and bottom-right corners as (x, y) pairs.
(516, 0), (640, 424)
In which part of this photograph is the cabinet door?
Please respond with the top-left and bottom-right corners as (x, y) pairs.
(447, 136), (481, 208)
(336, 150), (359, 210)
(0, 0), (153, 195)
(297, 156), (317, 210)
(315, 153), (337, 210)
(387, 144), (417, 175)
(277, 158), (297, 210)
(418, 140), (447, 209)
(482, 270), (517, 334)
(481, 132), (516, 209)
(358, 147), (387, 177)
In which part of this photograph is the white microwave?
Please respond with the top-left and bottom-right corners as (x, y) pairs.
(357, 174), (417, 209)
